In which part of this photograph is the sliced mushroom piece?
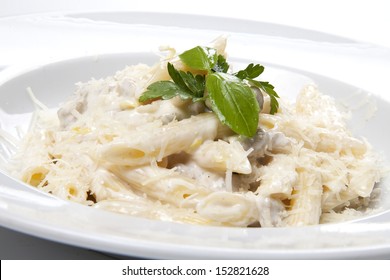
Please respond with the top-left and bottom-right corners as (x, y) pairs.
(240, 128), (270, 160)
(251, 86), (264, 111)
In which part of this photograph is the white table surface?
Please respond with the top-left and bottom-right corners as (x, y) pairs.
(0, 0), (389, 260)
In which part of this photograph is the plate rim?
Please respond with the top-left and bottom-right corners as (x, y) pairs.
(1, 11), (390, 259)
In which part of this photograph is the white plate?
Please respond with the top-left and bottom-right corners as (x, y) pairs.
(1, 11), (390, 259)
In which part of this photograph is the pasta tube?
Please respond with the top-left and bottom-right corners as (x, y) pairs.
(100, 113), (219, 166)
(322, 187), (358, 212)
(191, 139), (252, 174)
(284, 170), (323, 226)
(256, 154), (297, 199)
(110, 165), (211, 208)
(21, 165), (49, 187)
(196, 191), (259, 227)
(94, 199), (217, 225)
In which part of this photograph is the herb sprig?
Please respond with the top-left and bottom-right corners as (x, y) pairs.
(139, 46), (279, 137)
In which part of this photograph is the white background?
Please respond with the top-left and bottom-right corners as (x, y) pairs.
(2, 0), (390, 48)
(2, 260), (390, 280)
(0, 0), (389, 260)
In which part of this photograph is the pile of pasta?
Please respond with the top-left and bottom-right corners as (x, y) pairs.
(8, 38), (385, 227)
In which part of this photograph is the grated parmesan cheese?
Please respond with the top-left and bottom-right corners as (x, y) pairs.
(4, 38), (387, 227)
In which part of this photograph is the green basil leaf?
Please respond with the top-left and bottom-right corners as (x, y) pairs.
(179, 46), (217, 71)
(206, 73), (259, 137)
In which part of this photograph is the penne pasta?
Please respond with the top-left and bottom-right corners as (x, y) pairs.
(191, 139), (252, 174)
(21, 165), (49, 187)
(100, 113), (220, 166)
(94, 199), (217, 225)
(110, 165), (211, 208)
(284, 170), (323, 226)
(256, 154), (297, 199)
(6, 38), (384, 228)
(196, 191), (259, 227)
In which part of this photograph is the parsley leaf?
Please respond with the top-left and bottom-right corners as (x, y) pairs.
(167, 62), (191, 92)
(206, 73), (259, 137)
(248, 79), (280, 114)
(177, 71), (205, 99)
(167, 63), (205, 99)
(235, 63), (264, 80)
(140, 63), (206, 103)
(234, 63), (279, 115)
(212, 55), (230, 73)
(139, 44), (280, 137)
(139, 81), (193, 102)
